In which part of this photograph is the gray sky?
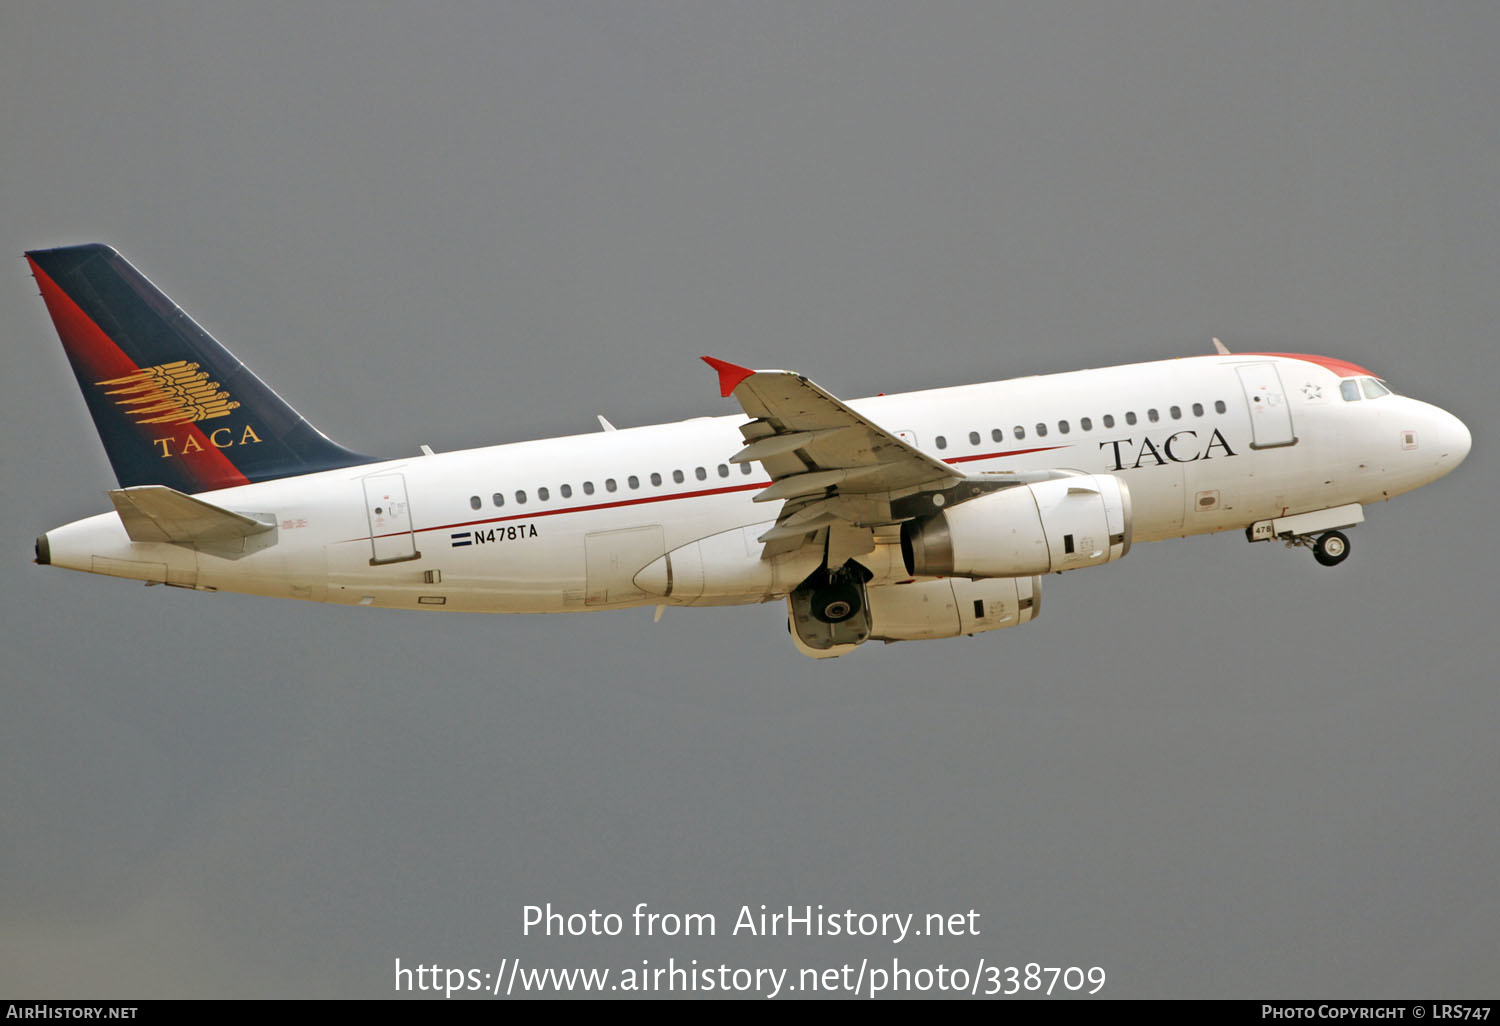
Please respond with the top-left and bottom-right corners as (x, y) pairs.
(2, 1), (1495, 999)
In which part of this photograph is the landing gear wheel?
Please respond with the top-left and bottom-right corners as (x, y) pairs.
(811, 582), (862, 624)
(1313, 530), (1350, 567)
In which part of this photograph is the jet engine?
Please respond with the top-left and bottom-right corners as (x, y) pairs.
(867, 575), (1041, 642)
(901, 475), (1132, 578)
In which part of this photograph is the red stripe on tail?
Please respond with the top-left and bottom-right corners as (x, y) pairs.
(29, 258), (250, 491)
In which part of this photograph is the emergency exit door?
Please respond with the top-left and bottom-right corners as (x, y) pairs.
(363, 473), (420, 564)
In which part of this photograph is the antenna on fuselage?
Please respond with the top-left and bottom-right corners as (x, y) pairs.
(1212, 337), (1231, 355)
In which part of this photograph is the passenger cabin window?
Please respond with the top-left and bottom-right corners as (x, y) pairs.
(515, 490), (527, 504)
(1170, 406), (1181, 420)
(672, 470), (685, 484)
(560, 484), (572, 498)
(969, 431), (980, 445)
(1080, 417), (1092, 431)
(1103, 414), (1115, 428)
(609, 478), (621, 492)
(1035, 423), (1048, 437)
(1147, 409), (1160, 423)
(1214, 400), (1227, 414)
(740, 463), (752, 475)
(1125, 412), (1137, 426)
(650, 472), (662, 487)
(1340, 380), (1361, 402)
(1014, 426), (1025, 440)
(992, 428), (1004, 443)
(1058, 420), (1070, 434)
(695, 466), (707, 481)
(1192, 403), (1204, 417)
(1362, 378), (1391, 399)
(583, 481), (595, 495)
(492, 493), (505, 507)
(936, 435), (947, 449)
(538, 487), (550, 501)
(469, 495), (481, 510)
(718, 464), (729, 478)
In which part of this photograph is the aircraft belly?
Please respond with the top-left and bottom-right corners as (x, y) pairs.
(1119, 462), (1185, 542)
(399, 526), (582, 611)
(196, 548), (308, 599)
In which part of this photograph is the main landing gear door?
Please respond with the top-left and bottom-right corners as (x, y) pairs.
(364, 473), (421, 565)
(1237, 363), (1297, 449)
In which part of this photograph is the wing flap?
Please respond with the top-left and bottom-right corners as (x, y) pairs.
(752, 465), (900, 503)
(730, 427), (850, 464)
(757, 513), (840, 542)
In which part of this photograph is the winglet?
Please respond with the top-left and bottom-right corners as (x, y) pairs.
(701, 356), (756, 398)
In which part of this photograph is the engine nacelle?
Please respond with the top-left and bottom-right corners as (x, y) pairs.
(867, 575), (1042, 642)
(901, 474), (1132, 577)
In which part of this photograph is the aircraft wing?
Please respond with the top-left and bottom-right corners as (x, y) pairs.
(703, 358), (965, 559)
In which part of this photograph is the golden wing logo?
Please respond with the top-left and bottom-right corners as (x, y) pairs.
(96, 360), (241, 425)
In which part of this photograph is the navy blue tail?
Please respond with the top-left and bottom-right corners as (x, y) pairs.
(27, 243), (375, 492)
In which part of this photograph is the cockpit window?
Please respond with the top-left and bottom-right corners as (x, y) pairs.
(1340, 380), (1361, 402)
(1361, 377), (1391, 399)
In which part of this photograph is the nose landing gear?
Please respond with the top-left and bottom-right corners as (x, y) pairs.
(1311, 530), (1350, 567)
(1245, 505), (1362, 567)
(1277, 528), (1351, 566)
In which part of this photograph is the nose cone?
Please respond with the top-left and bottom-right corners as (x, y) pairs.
(1437, 410), (1472, 471)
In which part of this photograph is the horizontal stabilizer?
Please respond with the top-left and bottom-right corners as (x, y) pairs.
(108, 485), (277, 557)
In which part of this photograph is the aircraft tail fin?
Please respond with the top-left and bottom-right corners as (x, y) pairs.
(26, 243), (374, 493)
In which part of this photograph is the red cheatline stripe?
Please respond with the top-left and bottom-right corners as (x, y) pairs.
(352, 443), (1075, 542)
(28, 258), (249, 490)
(946, 444), (1068, 465)
(413, 481), (767, 537)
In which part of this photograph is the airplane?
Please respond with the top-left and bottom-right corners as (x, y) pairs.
(28, 243), (1472, 658)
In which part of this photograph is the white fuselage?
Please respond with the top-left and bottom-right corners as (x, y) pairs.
(41, 354), (1470, 612)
